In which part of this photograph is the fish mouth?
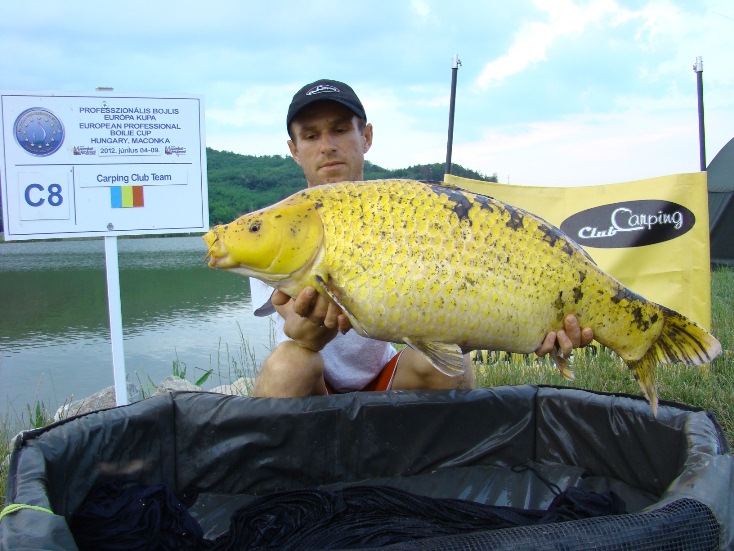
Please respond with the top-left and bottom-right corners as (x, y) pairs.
(203, 229), (236, 269)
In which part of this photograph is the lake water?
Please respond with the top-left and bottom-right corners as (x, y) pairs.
(0, 236), (274, 422)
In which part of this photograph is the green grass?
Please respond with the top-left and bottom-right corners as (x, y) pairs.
(2, 267), (733, 513)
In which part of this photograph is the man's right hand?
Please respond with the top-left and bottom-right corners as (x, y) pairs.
(272, 288), (350, 351)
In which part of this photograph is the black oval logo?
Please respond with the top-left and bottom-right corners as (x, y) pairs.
(560, 200), (695, 249)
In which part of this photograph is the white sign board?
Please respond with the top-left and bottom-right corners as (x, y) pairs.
(1, 91), (208, 240)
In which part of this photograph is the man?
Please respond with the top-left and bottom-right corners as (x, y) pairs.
(250, 79), (593, 398)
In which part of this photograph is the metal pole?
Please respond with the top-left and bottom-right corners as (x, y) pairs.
(693, 56), (706, 171)
(445, 54), (461, 175)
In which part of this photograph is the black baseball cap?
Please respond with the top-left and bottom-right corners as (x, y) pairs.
(286, 79), (366, 129)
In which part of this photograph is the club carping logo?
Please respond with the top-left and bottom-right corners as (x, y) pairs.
(560, 200), (695, 248)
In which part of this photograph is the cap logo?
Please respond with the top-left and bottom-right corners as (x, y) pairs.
(306, 84), (340, 96)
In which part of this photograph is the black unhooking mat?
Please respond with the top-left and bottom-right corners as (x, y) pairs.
(68, 481), (627, 549)
(2, 386), (733, 549)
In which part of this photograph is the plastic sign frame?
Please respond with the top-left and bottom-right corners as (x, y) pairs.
(1, 91), (208, 240)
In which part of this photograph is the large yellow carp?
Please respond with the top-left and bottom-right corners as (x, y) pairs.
(203, 179), (721, 413)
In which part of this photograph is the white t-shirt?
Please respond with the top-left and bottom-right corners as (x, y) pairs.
(250, 278), (397, 392)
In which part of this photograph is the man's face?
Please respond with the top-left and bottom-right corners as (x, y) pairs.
(287, 101), (373, 187)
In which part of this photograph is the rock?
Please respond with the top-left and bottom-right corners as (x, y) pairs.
(51, 375), (252, 423)
(152, 375), (201, 396)
(54, 382), (141, 421)
(210, 377), (253, 397)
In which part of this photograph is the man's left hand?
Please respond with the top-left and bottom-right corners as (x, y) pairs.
(535, 314), (593, 358)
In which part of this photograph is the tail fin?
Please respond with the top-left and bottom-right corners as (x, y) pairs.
(628, 308), (722, 416)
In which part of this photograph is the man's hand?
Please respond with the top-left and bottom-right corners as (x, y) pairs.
(536, 314), (593, 358)
(272, 287), (351, 351)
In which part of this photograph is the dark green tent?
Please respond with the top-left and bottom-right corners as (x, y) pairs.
(708, 137), (734, 265)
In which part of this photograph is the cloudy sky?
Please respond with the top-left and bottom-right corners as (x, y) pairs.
(2, 0), (733, 186)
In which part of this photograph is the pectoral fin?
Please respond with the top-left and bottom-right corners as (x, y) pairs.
(550, 347), (576, 381)
(404, 338), (465, 377)
(313, 275), (369, 336)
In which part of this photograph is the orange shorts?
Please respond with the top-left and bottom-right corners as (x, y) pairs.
(324, 349), (403, 394)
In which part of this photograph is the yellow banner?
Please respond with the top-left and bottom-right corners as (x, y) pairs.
(445, 173), (712, 329)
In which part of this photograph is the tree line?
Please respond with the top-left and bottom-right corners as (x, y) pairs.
(206, 148), (497, 225)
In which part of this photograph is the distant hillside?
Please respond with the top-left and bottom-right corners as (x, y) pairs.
(0, 149), (497, 229)
(363, 160), (496, 184)
(206, 149), (306, 224)
(206, 148), (497, 224)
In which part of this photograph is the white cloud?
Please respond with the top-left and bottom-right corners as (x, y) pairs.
(452, 0), (734, 187)
(475, 0), (636, 89)
(448, 102), (734, 187)
(206, 85), (294, 129)
(2, 0), (732, 188)
(411, 0), (432, 19)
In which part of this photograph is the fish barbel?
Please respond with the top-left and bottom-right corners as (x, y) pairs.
(203, 179), (722, 414)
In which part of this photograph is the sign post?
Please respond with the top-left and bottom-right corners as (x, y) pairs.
(1, 91), (208, 405)
(104, 235), (128, 404)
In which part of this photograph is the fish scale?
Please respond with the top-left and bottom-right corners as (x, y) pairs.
(320, 183), (496, 344)
(313, 181), (563, 350)
(204, 179), (722, 414)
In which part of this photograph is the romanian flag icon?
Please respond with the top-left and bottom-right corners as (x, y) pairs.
(111, 186), (144, 208)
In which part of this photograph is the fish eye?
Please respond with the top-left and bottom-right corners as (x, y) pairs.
(249, 221), (261, 233)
